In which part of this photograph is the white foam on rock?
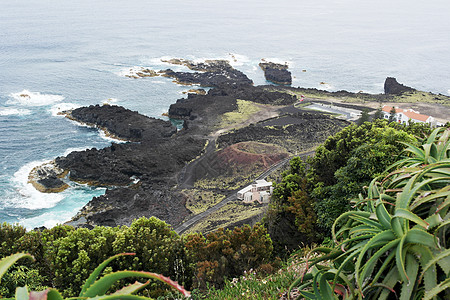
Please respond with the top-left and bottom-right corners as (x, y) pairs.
(11, 160), (64, 210)
(50, 103), (81, 116)
(102, 98), (119, 105)
(8, 90), (64, 106)
(226, 53), (250, 67)
(98, 129), (127, 143)
(63, 147), (95, 156)
(261, 57), (292, 67)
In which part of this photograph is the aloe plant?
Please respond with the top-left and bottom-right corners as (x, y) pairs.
(0, 253), (190, 300)
(290, 127), (450, 299)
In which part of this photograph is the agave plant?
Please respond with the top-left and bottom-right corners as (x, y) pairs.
(290, 127), (450, 299)
(0, 253), (190, 300)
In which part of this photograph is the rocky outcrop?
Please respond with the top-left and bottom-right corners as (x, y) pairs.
(168, 85), (297, 123)
(28, 161), (69, 193)
(182, 89), (207, 95)
(69, 182), (191, 227)
(125, 68), (159, 79)
(159, 59), (253, 88)
(67, 105), (176, 142)
(259, 62), (292, 85)
(384, 77), (415, 95)
(56, 131), (205, 226)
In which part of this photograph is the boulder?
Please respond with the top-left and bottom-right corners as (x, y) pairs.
(384, 77), (415, 94)
(259, 62), (292, 85)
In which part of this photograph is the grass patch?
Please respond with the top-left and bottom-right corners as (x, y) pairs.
(219, 99), (262, 129)
(183, 189), (225, 215)
(194, 172), (259, 191)
(184, 202), (268, 234)
(391, 90), (450, 105)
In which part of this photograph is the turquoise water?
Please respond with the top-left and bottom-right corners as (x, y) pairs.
(1, 0), (449, 228)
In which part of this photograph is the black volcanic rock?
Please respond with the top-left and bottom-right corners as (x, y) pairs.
(384, 77), (415, 95)
(72, 182), (190, 227)
(259, 62), (292, 85)
(168, 85), (297, 123)
(160, 60), (253, 88)
(217, 112), (348, 152)
(68, 104), (176, 142)
(210, 85), (297, 105)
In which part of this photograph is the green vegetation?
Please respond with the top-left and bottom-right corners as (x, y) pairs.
(268, 120), (431, 248)
(184, 203), (268, 235)
(391, 90), (450, 105)
(0, 218), (274, 299)
(194, 173), (259, 191)
(289, 127), (450, 299)
(183, 189), (226, 215)
(0, 253), (190, 300)
(356, 108), (370, 125)
(1, 119), (448, 299)
(185, 224), (273, 290)
(219, 99), (261, 129)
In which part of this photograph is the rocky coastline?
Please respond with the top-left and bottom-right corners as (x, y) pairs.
(30, 58), (450, 231)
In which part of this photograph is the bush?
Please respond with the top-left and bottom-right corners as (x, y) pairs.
(185, 224), (273, 289)
(290, 127), (450, 299)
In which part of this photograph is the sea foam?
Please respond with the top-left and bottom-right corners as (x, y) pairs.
(11, 160), (64, 210)
(50, 103), (81, 116)
(8, 90), (64, 106)
(0, 108), (32, 116)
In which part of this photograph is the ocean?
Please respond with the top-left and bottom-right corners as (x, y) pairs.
(1, 0), (449, 229)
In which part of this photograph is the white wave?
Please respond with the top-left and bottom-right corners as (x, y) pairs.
(102, 98), (119, 105)
(226, 53), (250, 67)
(8, 90), (64, 106)
(11, 160), (64, 210)
(116, 66), (142, 77)
(50, 103), (81, 116)
(319, 82), (334, 90)
(261, 57), (293, 67)
(0, 108), (32, 116)
(63, 147), (94, 156)
(98, 129), (127, 143)
(17, 208), (77, 230)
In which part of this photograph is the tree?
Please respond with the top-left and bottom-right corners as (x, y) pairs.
(388, 106), (396, 123)
(356, 108), (370, 125)
(373, 107), (383, 120)
(290, 128), (450, 299)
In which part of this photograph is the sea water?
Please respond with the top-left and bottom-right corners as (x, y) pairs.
(1, 0), (449, 229)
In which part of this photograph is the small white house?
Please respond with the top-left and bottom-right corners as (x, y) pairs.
(237, 179), (273, 204)
(382, 106), (440, 126)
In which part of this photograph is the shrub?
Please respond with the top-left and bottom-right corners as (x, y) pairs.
(185, 224), (273, 289)
(290, 127), (450, 299)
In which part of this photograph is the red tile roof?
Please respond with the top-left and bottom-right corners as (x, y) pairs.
(382, 106), (430, 122)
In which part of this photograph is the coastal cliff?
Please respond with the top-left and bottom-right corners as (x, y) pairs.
(29, 59), (450, 231)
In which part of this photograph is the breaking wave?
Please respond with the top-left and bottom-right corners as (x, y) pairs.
(8, 90), (64, 106)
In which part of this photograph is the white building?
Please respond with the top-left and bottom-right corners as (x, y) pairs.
(382, 106), (441, 126)
(237, 179), (273, 204)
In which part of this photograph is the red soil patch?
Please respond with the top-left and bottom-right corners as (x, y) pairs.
(214, 142), (289, 174)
